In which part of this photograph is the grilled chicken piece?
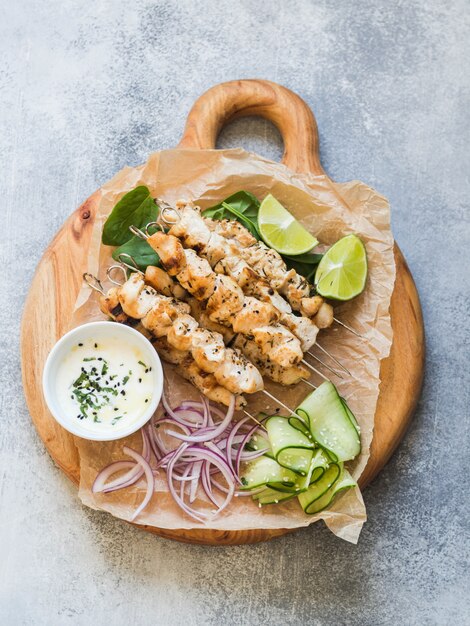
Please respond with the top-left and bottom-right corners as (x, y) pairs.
(206, 274), (244, 323)
(166, 313), (199, 351)
(141, 297), (190, 337)
(153, 337), (245, 409)
(144, 265), (188, 301)
(147, 231), (186, 275)
(214, 347), (263, 395)
(233, 335), (310, 386)
(205, 217), (257, 247)
(176, 249), (216, 301)
(191, 327), (226, 374)
(118, 273), (159, 319)
(179, 356), (245, 409)
(280, 313), (319, 352)
(300, 295), (323, 318)
(231, 296), (279, 334)
(99, 287), (129, 323)
(314, 302), (334, 329)
(252, 325), (303, 368)
(188, 298), (235, 344)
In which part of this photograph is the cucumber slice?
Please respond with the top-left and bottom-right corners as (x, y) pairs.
(297, 463), (342, 513)
(308, 449), (331, 482)
(299, 467), (356, 515)
(252, 487), (298, 506)
(296, 382), (361, 462)
(240, 456), (298, 490)
(340, 397), (360, 434)
(288, 415), (311, 437)
(266, 416), (315, 475)
(245, 432), (275, 460)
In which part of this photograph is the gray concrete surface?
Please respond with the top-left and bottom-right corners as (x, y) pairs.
(1, 1), (469, 624)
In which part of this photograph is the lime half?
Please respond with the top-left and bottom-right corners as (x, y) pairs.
(258, 194), (318, 255)
(314, 234), (367, 300)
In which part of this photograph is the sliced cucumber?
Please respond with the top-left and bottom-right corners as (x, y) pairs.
(288, 415), (311, 438)
(340, 397), (360, 434)
(296, 382), (361, 462)
(240, 456), (298, 490)
(252, 488), (298, 506)
(299, 467), (356, 515)
(265, 416), (315, 476)
(297, 463), (342, 513)
(245, 432), (275, 460)
(308, 449), (331, 482)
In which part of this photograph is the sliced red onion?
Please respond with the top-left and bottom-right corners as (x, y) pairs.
(168, 396), (235, 443)
(93, 429), (149, 493)
(189, 461), (203, 503)
(167, 444), (208, 523)
(94, 391), (264, 523)
(123, 446), (155, 521)
(92, 461), (137, 494)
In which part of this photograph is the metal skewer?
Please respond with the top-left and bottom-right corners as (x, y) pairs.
(300, 379), (317, 390)
(82, 273), (105, 295)
(242, 410), (264, 427)
(301, 359), (329, 382)
(117, 253), (144, 274)
(333, 316), (363, 338)
(106, 264), (128, 285)
(260, 389), (295, 416)
(305, 351), (342, 379)
(311, 342), (351, 376)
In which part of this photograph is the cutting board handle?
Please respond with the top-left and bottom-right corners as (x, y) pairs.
(178, 79), (325, 176)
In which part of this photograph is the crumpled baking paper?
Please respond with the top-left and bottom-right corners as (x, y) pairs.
(72, 148), (395, 544)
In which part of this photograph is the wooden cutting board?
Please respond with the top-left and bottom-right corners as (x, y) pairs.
(21, 80), (425, 545)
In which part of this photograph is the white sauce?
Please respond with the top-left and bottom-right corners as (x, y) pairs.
(56, 335), (156, 433)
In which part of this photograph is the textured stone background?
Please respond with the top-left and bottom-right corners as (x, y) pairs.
(1, 1), (469, 624)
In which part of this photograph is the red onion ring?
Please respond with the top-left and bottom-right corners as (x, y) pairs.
(123, 446), (155, 521)
(94, 392), (262, 523)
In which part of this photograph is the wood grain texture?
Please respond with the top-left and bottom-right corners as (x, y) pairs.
(21, 79), (424, 545)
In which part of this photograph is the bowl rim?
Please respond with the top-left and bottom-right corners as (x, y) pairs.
(42, 321), (163, 441)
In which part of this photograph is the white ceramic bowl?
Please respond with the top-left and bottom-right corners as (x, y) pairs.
(42, 321), (163, 441)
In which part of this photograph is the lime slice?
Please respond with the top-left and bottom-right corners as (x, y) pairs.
(258, 194), (318, 255)
(314, 234), (367, 300)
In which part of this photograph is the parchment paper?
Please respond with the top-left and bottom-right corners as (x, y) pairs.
(72, 148), (395, 544)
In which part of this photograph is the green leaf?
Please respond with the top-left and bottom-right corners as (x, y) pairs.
(102, 186), (158, 246)
(202, 191), (261, 239)
(283, 251), (323, 282)
(112, 235), (160, 271)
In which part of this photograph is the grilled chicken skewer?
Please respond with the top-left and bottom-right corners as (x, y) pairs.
(161, 203), (321, 350)
(204, 216), (362, 341)
(158, 203), (354, 370)
(97, 278), (245, 409)
(204, 215), (334, 325)
(131, 226), (305, 369)
(103, 272), (264, 398)
(160, 201), (333, 327)
(144, 265), (313, 388)
(86, 270), (300, 415)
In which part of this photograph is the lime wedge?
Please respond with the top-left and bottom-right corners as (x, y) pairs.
(314, 234), (367, 300)
(258, 194), (318, 255)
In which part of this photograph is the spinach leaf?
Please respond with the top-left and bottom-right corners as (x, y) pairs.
(102, 186), (158, 246)
(202, 191), (261, 239)
(284, 252), (323, 282)
(112, 235), (160, 271)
